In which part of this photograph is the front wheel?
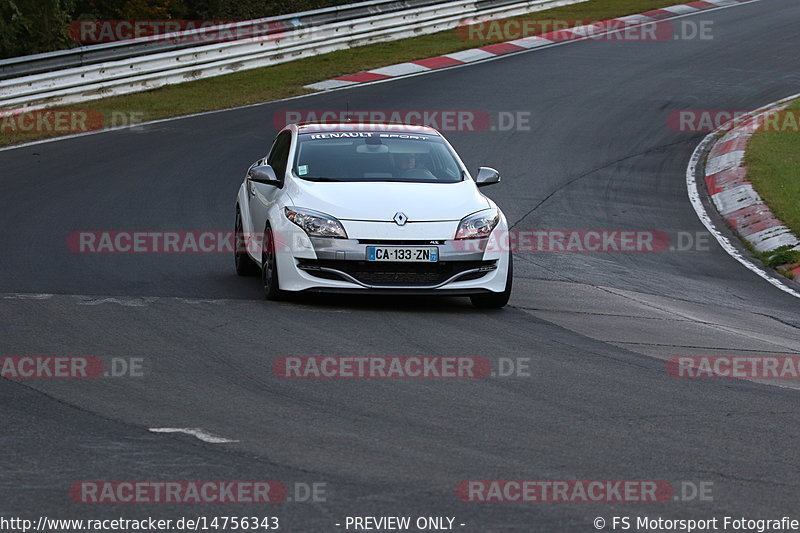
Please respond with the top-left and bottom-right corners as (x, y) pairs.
(262, 224), (288, 301)
(470, 253), (512, 309)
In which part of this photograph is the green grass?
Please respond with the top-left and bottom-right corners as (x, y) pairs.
(746, 98), (800, 271)
(0, 0), (685, 147)
(746, 98), (800, 238)
(752, 245), (800, 269)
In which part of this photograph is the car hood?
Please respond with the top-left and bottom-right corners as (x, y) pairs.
(285, 179), (490, 222)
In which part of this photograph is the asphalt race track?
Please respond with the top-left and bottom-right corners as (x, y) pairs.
(2, 0), (800, 530)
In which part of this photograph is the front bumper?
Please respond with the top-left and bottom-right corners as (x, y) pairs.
(272, 219), (510, 294)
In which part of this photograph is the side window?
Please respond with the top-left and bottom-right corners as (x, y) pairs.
(267, 131), (292, 179)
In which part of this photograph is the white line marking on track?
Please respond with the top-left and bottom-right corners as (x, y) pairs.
(149, 427), (239, 443)
(685, 92), (800, 300)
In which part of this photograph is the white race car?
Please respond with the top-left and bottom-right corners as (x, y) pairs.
(235, 122), (512, 308)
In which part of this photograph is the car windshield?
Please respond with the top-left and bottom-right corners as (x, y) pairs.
(293, 132), (464, 183)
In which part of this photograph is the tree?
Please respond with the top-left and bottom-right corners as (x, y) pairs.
(1, 0), (74, 58)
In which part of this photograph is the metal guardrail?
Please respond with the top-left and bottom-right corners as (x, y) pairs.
(0, 0), (586, 111)
(0, 0), (446, 80)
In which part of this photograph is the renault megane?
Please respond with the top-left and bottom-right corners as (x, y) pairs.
(234, 122), (512, 308)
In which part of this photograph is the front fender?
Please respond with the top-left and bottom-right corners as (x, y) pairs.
(236, 182), (259, 263)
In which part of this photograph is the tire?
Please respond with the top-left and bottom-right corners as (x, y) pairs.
(470, 253), (512, 309)
(234, 207), (259, 276)
(261, 224), (288, 301)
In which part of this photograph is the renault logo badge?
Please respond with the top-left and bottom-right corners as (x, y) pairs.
(393, 212), (408, 226)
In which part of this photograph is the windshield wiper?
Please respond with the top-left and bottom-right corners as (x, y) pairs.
(301, 176), (343, 182)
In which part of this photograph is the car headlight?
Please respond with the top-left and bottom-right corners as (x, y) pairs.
(284, 207), (348, 239)
(455, 208), (500, 239)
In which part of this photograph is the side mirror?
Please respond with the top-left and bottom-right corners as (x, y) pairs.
(248, 164), (280, 185)
(475, 167), (501, 187)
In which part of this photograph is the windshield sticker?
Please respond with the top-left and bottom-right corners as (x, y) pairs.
(298, 165), (309, 176)
(309, 132), (373, 139)
(378, 133), (429, 140)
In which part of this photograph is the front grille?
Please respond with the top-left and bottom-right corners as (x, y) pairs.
(298, 259), (496, 287)
(357, 239), (447, 245)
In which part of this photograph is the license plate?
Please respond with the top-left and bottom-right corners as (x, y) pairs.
(367, 246), (439, 262)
